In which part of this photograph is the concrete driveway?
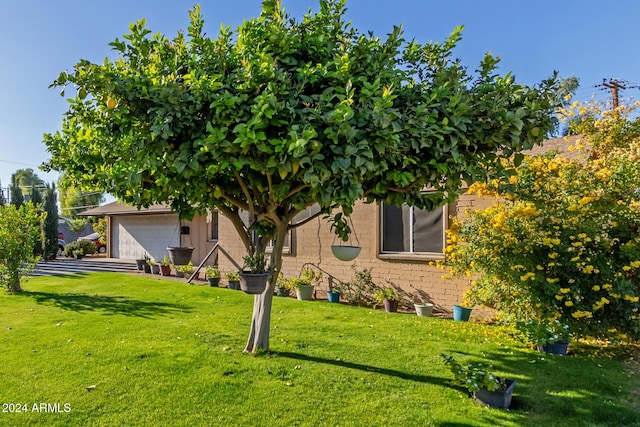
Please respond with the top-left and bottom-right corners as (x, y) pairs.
(31, 257), (138, 277)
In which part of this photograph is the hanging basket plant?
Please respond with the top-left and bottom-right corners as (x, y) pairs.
(330, 213), (361, 261)
(239, 252), (270, 295)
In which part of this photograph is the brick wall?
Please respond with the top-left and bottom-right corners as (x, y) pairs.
(215, 194), (488, 316)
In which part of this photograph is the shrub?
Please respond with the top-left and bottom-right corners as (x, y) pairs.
(63, 240), (97, 257)
(339, 267), (382, 306)
(442, 103), (640, 341)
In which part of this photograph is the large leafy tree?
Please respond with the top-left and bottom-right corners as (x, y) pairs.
(43, 0), (562, 352)
(0, 203), (43, 292)
(10, 168), (46, 207)
(58, 176), (104, 219)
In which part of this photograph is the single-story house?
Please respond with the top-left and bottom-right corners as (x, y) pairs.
(81, 136), (578, 314)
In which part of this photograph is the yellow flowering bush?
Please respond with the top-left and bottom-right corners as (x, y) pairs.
(444, 104), (640, 340)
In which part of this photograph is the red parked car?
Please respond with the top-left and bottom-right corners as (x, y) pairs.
(77, 232), (106, 253)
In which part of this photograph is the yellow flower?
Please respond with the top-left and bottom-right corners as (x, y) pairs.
(548, 252), (559, 259)
(555, 295), (564, 301)
(560, 288), (570, 294)
(572, 311), (593, 319)
(565, 301), (574, 307)
(602, 283), (613, 290)
(592, 285), (600, 291)
(624, 295), (640, 303)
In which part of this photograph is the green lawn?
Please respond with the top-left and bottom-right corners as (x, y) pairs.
(1, 273), (638, 426)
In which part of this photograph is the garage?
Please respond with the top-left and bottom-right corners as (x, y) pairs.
(111, 214), (180, 261)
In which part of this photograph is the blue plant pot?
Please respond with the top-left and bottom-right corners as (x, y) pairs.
(453, 305), (472, 321)
(327, 291), (341, 303)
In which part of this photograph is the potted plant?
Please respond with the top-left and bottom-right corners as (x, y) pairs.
(205, 266), (221, 287)
(239, 252), (270, 294)
(441, 354), (516, 409)
(274, 274), (291, 297)
(331, 245), (361, 261)
(142, 254), (152, 273)
(159, 256), (172, 276)
(414, 301), (434, 317)
(517, 319), (572, 355)
(135, 253), (147, 270)
(375, 287), (400, 312)
(224, 271), (240, 290)
(293, 267), (321, 301)
(175, 262), (194, 279)
(148, 258), (160, 274)
(452, 302), (473, 321)
(326, 279), (342, 303)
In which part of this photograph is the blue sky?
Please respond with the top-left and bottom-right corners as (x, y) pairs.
(1, 0), (639, 197)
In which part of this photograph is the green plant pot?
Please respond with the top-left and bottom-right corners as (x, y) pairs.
(296, 285), (314, 301)
(327, 291), (341, 303)
(331, 245), (361, 261)
(227, 280), (240, 290)
(453, 305), (472, 321)
(207, 277), (220, 287)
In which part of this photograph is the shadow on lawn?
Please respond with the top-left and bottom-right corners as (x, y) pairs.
(23, 291), (192, 318)
(276, 351), (450, 387)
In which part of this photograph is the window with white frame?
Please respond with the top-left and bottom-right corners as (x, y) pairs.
(380, 202), (446, 255)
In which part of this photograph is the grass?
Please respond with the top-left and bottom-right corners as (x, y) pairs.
(1, 272), (639, 426)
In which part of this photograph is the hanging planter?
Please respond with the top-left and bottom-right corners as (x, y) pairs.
(167, 246), (194, 266)
(331, 215), (361, 261)
(239, 252), (269, 294)
(239, 272), (269, 294)
(331, 245), (361, 261)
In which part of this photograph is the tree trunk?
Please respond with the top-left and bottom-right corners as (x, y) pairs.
(7, 271), (22, 293)
(243, 221), (288, 353)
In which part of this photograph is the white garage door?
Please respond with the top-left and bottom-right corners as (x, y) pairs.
(112, 214), (180, 261)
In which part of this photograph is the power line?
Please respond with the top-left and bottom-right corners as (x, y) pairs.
(596, 78), (640, 109)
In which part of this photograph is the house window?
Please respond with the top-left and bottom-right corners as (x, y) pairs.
(208, 209), (219, 241)
(380, 202), (446, 255)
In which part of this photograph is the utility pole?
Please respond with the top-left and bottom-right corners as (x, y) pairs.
(597, 78), (626, 109)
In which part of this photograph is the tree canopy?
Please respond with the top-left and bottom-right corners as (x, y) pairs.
(43, 0), (563, 351)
